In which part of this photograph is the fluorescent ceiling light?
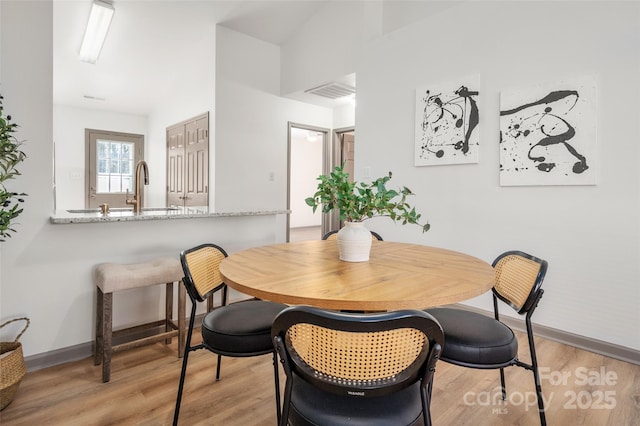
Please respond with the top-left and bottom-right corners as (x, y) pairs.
(79, 0), (114, 64)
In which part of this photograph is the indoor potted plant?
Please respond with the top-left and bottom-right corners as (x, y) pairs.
(305, 165), (430, 261)
(0, 95), (28, 242)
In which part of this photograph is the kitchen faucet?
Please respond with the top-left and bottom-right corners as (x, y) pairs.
(126, 160), (149, 214)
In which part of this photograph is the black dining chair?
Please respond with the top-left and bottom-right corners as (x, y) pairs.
(426, 250), (548, 425)
(173, 243), (288, 425)
(322, 229), (383, 241)
(272, 305), (444, 426)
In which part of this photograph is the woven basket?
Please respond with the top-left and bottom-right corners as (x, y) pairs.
(0, 317), (29, 411)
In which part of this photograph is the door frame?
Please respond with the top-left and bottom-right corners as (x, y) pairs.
(287, 122), (331, 242)
(331, 126), (355, 232)
(85, 128), (144, 209)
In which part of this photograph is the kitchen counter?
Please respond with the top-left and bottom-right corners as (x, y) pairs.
(50, 207), (290, 224)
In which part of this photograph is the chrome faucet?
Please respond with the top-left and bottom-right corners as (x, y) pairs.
(126, 160), (149, 214)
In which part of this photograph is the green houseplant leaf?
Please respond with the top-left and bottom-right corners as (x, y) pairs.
(305, 165), (430, 232)
(0, 94), (28, 242)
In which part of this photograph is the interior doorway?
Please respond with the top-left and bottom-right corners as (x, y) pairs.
(331, 127), (356, 232)
(287, 123), (330, 242)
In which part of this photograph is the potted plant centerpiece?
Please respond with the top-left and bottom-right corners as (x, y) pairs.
(305, 165), (430, 262)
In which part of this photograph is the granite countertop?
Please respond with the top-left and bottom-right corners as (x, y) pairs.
(50, 206), (290, 224)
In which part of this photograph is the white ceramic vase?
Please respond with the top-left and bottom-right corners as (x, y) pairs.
(337, 221), (372, 262)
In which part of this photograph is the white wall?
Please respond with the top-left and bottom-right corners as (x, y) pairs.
(353, 1), (640, 350)
(333, 103), (356, 130)
(215, 26), (333, 212)
(53, 105), (149, 210)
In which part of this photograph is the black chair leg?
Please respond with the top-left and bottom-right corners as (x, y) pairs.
(215, 354), (222, 380)
(499, 367), (507, 399)
(526, 306), (546, 426)
(273, 351), (282, 424)
(174, 302), (198, 426)
(173, 346), (191, 425)
(533, 368), (546, 426)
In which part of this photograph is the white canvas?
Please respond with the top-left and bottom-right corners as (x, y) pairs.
(499, 76), (597, 186)
(415, 75), (480, 166)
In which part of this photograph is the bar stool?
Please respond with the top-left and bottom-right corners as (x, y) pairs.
(94, 257), (185, 382)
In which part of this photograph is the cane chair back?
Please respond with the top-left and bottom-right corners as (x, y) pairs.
(181, 244), (227, 303)
(273, 306), (443, 425)
(492, 252), (547, 314)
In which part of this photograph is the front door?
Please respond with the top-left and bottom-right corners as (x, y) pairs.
(86, 129), (144, 209)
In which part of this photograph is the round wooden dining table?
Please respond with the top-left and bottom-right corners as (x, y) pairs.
(219, 240), (495, 311)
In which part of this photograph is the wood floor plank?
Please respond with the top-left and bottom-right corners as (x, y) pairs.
(0, 332), (637, 425)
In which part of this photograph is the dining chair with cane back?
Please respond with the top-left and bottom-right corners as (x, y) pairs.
(272, 306), (444, 426)
(173, 243), (288, 425)
(322, 229), (383, 241)
(426, 250), (548, 425)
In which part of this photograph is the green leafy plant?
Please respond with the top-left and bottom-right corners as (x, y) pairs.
(1, 95), (27, 241)
(305, 165), (430, 232)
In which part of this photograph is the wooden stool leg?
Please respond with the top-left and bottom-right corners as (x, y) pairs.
(102, 291), (113, 383)
(178, 281), (186, 358)
(95, 287), (103, 366)
(165, 282), (174, 345)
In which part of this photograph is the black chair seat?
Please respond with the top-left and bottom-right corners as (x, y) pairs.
(202, 300), (288, 355)
(427, 307), (517, 367)
(288, 374), (424, 426)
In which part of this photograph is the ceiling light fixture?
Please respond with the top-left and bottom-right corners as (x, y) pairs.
(79, 0), (114, 64)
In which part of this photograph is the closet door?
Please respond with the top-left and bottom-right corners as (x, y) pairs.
(166, 124), (185, 207)
(184, 115), (209, 206)
(166, 112), (209, 207)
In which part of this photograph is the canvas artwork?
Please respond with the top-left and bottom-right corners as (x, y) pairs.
(499, 76), (597, 186)
(415, 75), (480, 166)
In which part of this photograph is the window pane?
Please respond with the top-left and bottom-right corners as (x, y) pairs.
(98, 159), (108, 174)
(121, 160), (131, 175)
(109, 159), (119, 174)
(110, 175), (122, 192)
(122, 176), (133, 192)
(97, 140), (108, 159)
(97, 175), (109, 193)
(94, 139), (136, 194)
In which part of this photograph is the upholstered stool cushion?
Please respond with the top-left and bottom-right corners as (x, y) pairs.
(202, 300), (288, 355)
(95, 257), (183, 293)
(427, 308), (517, 366)
(288, 374), (424, 426)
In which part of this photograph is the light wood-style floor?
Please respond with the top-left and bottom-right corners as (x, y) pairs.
(1, 330), (638, 425)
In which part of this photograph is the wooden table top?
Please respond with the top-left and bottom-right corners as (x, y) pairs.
(219, 240), (496, 311)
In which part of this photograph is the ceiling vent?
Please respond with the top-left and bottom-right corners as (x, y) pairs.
(305, 82), (355, 99)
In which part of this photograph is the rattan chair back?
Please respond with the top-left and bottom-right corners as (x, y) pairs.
(181, 243), (228, 303)
(272, 306), (443, 398)
(492, 251), (548, 314)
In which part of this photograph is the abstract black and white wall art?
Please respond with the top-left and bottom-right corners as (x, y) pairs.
(415, 75), (480, 166)
(499, 77), (597, 186)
